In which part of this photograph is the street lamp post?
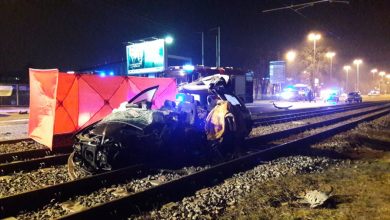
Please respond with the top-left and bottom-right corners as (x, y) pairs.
(343, 65), (351, 92)
(308, 32), (321, 93)
(325, 52), (336, 83)
(371, 68), (378, 89)
(209, 27), (221, 67)
(201, 32), (204, 66)
(379, 71), (386, 94)
(353, 59), (363, 92)
(371, 68), (378, 80)
(386, 74), (390, 94)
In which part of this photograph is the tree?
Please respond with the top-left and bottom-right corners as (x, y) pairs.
(297, 44), (329, 89)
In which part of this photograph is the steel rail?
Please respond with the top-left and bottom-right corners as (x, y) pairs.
(252, 102), (380, 125)
(247, 104), (390, 145)
(0, 153), (70, 175)
(0, 148), (51, 164)
(0, 164), (147, 218)
(252, 102), (366, 119)
(58, 107), (390, 219)
(0, 105), (388, 218)
(253, 103), (376, 125)
(0, 138), (33, 145)
(250, 101), (374, 119)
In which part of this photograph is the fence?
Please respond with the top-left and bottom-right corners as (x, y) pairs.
(0, 84), (29, 106)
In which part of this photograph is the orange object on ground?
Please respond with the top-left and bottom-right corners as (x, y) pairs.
(205, 100), (230, 141)
(28, 69), (176, 150)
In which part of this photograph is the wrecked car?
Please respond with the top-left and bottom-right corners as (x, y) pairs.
(68, 74), (252, 175)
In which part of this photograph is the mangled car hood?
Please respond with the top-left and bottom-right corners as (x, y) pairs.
(99, 108), (164, 130)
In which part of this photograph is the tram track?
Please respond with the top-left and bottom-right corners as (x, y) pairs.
(0, 103), (385, 175)
(57, 106), (390, 220)
(251, 102), (382, 125)
(0, 103), (388, 219)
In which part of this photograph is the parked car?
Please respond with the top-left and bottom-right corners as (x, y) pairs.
(339, 93), (348, 102)
(368, 90), (380, 96)
(346, 92), (362, 103)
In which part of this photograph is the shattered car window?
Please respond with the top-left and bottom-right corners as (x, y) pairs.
(128, 86), (159, 105)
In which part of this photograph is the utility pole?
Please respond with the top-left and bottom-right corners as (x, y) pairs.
(210, 27), (221, 67)
(201, 32), (204, 66)
(217, 26), (220, 67)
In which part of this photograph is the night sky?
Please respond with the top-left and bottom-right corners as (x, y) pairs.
(0, 0), (389, 78)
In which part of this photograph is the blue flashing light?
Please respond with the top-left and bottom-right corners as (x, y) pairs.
(99, 71), (106, 77)
(109, 71), (114, 76)
(183, 64), (195, 71)
(176, 93), (185, 103)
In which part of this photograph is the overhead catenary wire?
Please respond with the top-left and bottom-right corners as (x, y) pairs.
(262, 0), (349, 13)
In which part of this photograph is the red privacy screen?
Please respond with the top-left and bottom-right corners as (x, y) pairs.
(29, 69), (177, 149)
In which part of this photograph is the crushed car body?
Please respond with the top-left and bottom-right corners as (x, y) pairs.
(69, 74), (252, 175)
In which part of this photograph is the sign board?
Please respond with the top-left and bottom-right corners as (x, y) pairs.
(126, 39), (165, 74)
(269, 61), (286, 84)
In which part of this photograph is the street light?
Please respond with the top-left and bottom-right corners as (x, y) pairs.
(307, 32), (321, 92)
(285, 50), (297, 62)
(343, 65), (351, 92)
(353, 59), (363, 91)
(325, 51), (336, 82)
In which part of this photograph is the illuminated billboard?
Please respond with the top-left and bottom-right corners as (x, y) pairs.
(126, 39), (165, 74)
(269, 61), (286, 84)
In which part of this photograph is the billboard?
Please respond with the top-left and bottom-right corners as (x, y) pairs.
(269, 61), (286, 84)
(126, 39), (165, 74)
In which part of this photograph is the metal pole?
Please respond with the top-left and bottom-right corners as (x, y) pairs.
(215, 35), (218, 67)
(217, 26), (220, 67)
(201, 32), (204, 66)
(16, 84), (19, 106)
(313, 40), (316, 94)
(346, 69), (349, 92)
(330, 57), (333, 82)
(357, 64), (359, 92)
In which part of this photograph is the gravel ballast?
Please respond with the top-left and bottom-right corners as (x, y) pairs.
(15, 166), (207, 220)
(133, 156), (341, 219)
(0, 165), (70, 198)
(0, 140), (47, 155)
